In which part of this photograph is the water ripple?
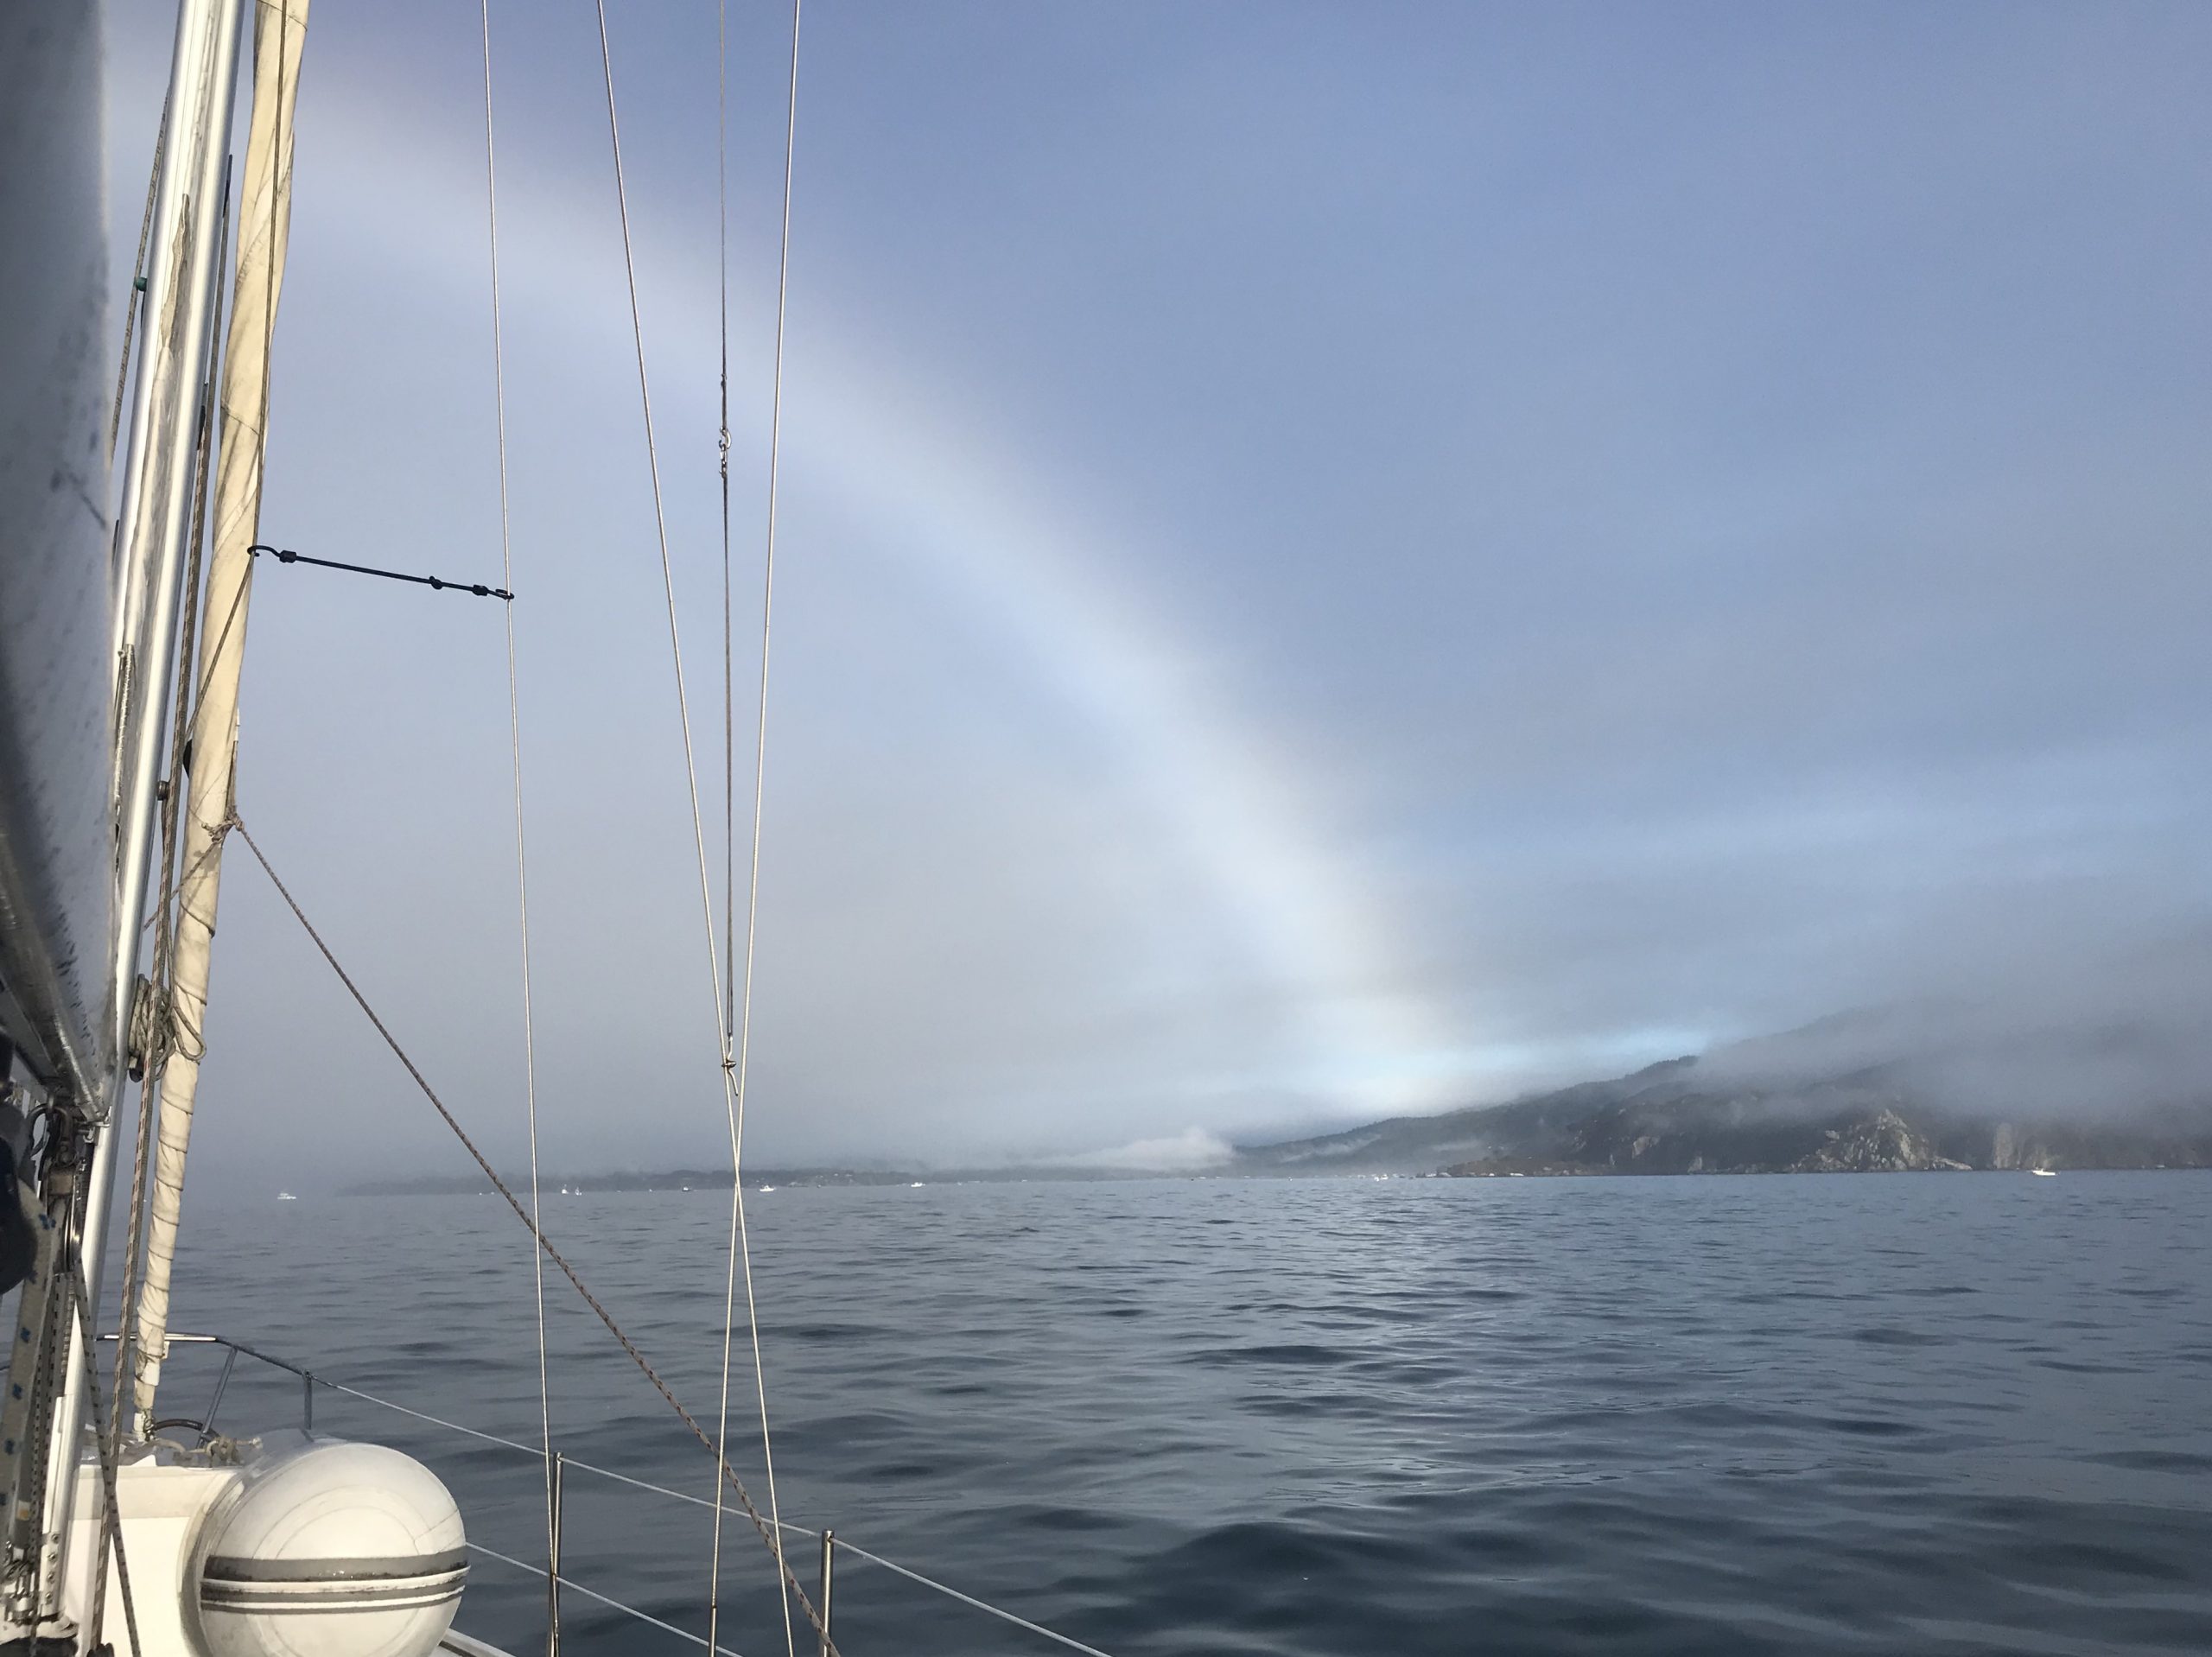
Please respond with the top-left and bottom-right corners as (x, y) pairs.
(168, 1171), (2212, 1655)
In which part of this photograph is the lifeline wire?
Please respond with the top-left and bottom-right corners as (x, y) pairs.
(474, 0), (557, 1632)
(122, 1332), (1124, 1657)
(341, 1381), (1121, 1657)
(468, 1542), (747, 1657)
(276, 1357), (1122, 1657)
(584, 5), (798, 1653)
(223, 815), (840, 1657)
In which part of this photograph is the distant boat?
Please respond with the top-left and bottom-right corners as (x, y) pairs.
(759, 1185), (777, 1193)
(909, 1181), (925, 1189)
(276, 1191), (297, 1202)
(2031, 1168), (2057, 1178)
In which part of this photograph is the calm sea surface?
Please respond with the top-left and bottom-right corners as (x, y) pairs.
(160, 1173), (2212, 1655)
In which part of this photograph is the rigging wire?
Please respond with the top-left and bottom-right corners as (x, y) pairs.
(709, 3), (811, 1654)
(587, 7), (798, 1651)
(474, 0), (557, 1637)
(221, 814), (839, 1656)
(707, 0), (737, 1648)
(718, 16), (738, 1053)
(714, 7), (809, 1657)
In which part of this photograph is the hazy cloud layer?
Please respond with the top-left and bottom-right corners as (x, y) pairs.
(99, 1), (2212, 1188)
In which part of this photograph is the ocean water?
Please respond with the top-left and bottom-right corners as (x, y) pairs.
(156, 1172), (2212, 1656)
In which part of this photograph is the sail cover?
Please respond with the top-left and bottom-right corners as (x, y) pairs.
(0, 6), (118, 1106)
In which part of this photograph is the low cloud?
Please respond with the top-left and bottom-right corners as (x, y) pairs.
(1700, 927), (2212, 1122)
(1053, 1127), (1237, 1172)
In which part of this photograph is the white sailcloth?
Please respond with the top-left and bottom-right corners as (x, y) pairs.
(131, 0), (311, 1434)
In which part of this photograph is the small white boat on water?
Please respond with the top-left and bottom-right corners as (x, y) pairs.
(2031, 1168), (2057, 1177)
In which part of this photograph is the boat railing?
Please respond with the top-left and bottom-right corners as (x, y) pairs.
(105, 1331), (1116, 1657)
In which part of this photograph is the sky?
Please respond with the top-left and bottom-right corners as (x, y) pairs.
(100, 1), (2212, 1186)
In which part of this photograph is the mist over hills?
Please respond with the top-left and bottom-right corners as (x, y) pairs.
(360, 987), (2212, 1193)
(1236, 1054), (2212, 1177)
(1236, 993), (2212, 1177)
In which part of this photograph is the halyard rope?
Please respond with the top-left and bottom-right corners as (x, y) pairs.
(473, 0), (557, 1630)
(71, 1258), (143, 1657)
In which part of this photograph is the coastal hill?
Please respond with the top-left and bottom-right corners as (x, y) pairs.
(356, 1004), (2212, 1192)
(1236, 1006), (2212, 1176)
(1237, 1057), (2212, 1176)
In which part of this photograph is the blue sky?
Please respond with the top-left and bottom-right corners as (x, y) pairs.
(104, 1), (2212, 1182)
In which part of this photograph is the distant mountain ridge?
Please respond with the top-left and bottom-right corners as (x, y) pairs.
(353, 1006), (2212, 1192)
(1234, 1015), (2212, 1176)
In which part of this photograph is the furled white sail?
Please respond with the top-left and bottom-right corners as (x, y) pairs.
(131, 0), (311, 1435)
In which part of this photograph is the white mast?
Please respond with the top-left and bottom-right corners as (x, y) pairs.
(18, 0), (247, 1630)
(130, 0), (312, 1439)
